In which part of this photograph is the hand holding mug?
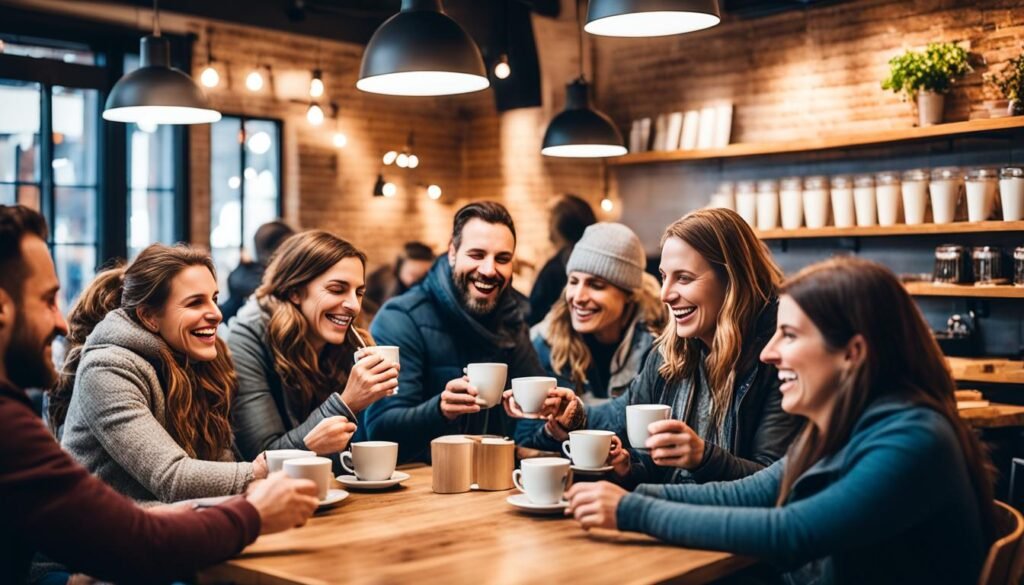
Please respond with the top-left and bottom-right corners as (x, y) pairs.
(502, 386), (577, 420)
(607, 435), (631, 479)
(565, 480), (626, 531)
(645, 419), (706, 469)
(303, 415), (357, 454)
(440, 376), (481, 421)
(245, 471), (320, 534)
(342, 350), (400, 413)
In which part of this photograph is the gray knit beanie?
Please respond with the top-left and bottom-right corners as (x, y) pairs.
(565, 222), (646, 291)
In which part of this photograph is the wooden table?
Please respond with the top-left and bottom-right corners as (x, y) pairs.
(199, 466), (751, 585)
(960, 402), (1024, 429)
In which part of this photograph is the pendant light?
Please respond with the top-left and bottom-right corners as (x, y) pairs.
(541, 1), (625, 158)
(357, 0), (489, 96)
(584, 0), (721, 37)
(103, 0), (221, 125)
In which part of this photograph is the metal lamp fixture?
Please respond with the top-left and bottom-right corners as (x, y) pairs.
(584, 0), (721, 37)
(357, 0), (489, 96)
(102, 0), (221, 125)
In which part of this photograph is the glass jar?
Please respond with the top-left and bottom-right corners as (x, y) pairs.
(1014, 246), (1024, 287)
(735, 180), (757, 227)
(830, 175), (855, 228)
(933, 244), (970, 284)
(965, 168), (998, 222)
(803, 176), (830, 229)
(756, 179), (779, 231)
(930, 167), (962, 224)
(853, 174), (877, 227)
(1000, 167), (1024, 221)
(779, 176), (804, 230)
(972, 246), (1004, 286)
(875, 171), (901, 226)
(901, 168), (930, 225)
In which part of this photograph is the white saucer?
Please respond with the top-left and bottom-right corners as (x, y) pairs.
(571, 464), (614, 474)
(506, 493), (569, 514)
(318, 488), (349, 509)
(335, 470), (410, 490)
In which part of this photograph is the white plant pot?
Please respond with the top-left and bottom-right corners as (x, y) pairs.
(917, 91), (945, 126)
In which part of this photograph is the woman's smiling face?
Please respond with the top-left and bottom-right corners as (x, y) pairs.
(292, 256), (366, 350)
(145, 265), (222, 361)
(658, 236), (726, 347)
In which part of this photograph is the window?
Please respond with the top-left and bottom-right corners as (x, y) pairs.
(210, 115), (282, 299)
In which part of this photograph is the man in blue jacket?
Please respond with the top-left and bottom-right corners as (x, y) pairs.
(367, 202), (544, 462)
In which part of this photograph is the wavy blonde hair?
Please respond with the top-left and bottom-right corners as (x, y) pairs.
(545, 273), (666, 393)
(656, 208), (783, 431)
(50, 244), (236, 460)
(255, 230), (369, 416)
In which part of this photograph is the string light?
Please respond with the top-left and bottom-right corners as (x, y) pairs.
(382, 182), (397, 197)
(309, 69), (324, 98)
(601, 197), (614, 212)
(333, 132), (348, 148)
(494, 54), (511, 80)
(200, 65), (220, 88)
(427, 184), (442, 199)
(306, 103), (324, 126)
(245, 68), (264, 92)
(383, 151), (398, 165)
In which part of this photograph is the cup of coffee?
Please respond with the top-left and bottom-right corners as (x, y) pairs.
(357, 345), (400, 365)
(266, 449), (316, 473)
(340, 441), (399, 481)
(511, 376), (556, 415)
(283, 456), (333, 500)
(466, 363), (508, 408)
(626, 404), (671, 448)
(561, 430), (614, 469)
(511, 457), (571, 505)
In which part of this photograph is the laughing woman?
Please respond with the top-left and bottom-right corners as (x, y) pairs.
(567, 257), (995, 585)
(56, 244), (264, 504)
(228, 230), (399, 467)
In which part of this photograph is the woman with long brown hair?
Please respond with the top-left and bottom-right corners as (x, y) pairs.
(56, 244), (266, 504)
(566, 257), (995, 584)
(228, 230), (398, 468)
(509, 208), (801, 485)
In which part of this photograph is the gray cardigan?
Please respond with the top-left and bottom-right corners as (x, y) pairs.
(61, 309), (253, 504)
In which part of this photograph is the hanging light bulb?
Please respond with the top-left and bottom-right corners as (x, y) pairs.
(382, 182), (397, 197)
(333, 132), (348, 148)
(494, 54), (511, 80)
(601, 197), (614, 212)
(383, 150), (398, 165)
(246, 67), (265, 92)
(407, 154), (419, 169)
(309, 69), (324, 98)
(200, 64), (220, 88)
(306, 103), (324, 126)
(396, 153), (409, 168)
(228, 176), (241, 189)
(427, 184), (442, 200)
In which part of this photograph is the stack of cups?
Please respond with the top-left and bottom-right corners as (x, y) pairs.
(779, 177), (804, 230)
(803, 176), (830, 229)
(930, 167), (962, 224)
(1002, 167), (1024, 222)
(875, 171), (902, 226)
(853, 174), (877, 227)
(735, 181), (757, 227)
(902, 169), (930, 225)
(831, 175), (855, 228)
(756, 179), (780, 231)
(965, 168), (998, 222)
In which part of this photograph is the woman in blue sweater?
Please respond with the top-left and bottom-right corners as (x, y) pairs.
(566, 257), (995, 585)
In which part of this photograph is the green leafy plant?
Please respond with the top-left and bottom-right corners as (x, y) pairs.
(881, 42), (972, 99)
(985, 53), (1024, 102)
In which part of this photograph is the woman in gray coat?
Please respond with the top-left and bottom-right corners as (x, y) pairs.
(54, 244), (265, 504)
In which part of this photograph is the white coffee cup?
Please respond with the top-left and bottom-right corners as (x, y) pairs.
(283, 456), (333, 500)
(561, 430), (614, 469)
(466, 363), (508, 408)
(511, 376), (556, 415)
(358, 345), (400, 365)
(511, 457), (571, 505)
(340, 441), (399, 481)
(266, 449), (316, 474)
(626, 404), (671, 448)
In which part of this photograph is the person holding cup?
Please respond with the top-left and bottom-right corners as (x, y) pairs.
(565, 257), (994, 585)
(508, 209), (801, 486)
(506, 223), (666, 449)
(228, 230), (399, 471)
(366, 202), (545, 462)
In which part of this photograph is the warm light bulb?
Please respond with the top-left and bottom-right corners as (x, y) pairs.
(601, 198), (614, 212)
(200, 65), (220, 88)
(246, 69), (264, 92)
(309, 76), (324, 98)
(244, 167), (257, 180)
(306, 103), (324, 126)
(333, 132), (348, 148)
(407, 154), (419, 169)
(383, 151), (398, 165)
(228, 176), (241, 189)
(494, 60), (511, 80)
(382, 182), (397, 197)
(396, 153), (409, 168)
(427, 184), (442, 200)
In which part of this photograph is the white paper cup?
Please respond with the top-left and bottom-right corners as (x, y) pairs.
(736, 193), (757, 227)
(283, 456), (333, 500)
(780, 189), (803, 230)
(902, 181), (929, 225)
(876, 184), (901, 226)
(626, 404), (671, 448)
(966, 181), (997, 222)
(341, 441), (398, 481)
(853, 187), (877, 227)
(1002, 177), (1024, 221)
(466, 363), (508, 408)
(930, 180), (960, 224)
(561, 430), (614, 469)
(511, 457), (570, 505)
(511, 376), (556, 415)
(831, 187), (855, 228)
(266, 449), (316, 474)
(802, 189), (829, 229)
(756, 192), (779, 230)
(358, 345), (400, 364)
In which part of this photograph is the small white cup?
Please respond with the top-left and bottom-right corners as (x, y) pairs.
(511, 376), (556, 415)
(561, 430), (614, 469)
(358, 345), (400, 364)
(283, 456), (333, 500)
(266, 449), (316, 474)
(340, 441), (399, 481)
(466, 363), (508, 408)
(512, 457), (571, 505)
(626, 404), (671, 448)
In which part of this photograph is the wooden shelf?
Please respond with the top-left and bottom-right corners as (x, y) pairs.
(948, 357), (1024, 385)
(609, 116), (1024, 166)
(904, 282), (1024, 298)
(756, 220), (1024, 240)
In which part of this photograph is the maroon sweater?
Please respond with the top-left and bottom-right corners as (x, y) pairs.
(0, 382), (261, 584)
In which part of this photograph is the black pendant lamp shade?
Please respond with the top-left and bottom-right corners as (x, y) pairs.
(357, 0), (489, 96)
(103, 36), (221, 124)
(541, 79), (626, 158)
(585, 0), (721, 37)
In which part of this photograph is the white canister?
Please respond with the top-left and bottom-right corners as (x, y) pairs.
(709, 180), (735, 211)
(756, 179), (779, 231)
(930, 167), (962, 224)
(1000, 167), (1024, 221)
(875, 171), (901, 226)
(853, 174), (877, 227)
(831, 175), (855, 228)
(779, 176), (804, 230)
(965, 168), (998, 222)
(803, 176), (830, 229)
(735, 180), (757, 227)
(901, 168), (930, 225)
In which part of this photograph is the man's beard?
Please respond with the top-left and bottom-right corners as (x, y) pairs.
(453, 269), (509, 317)
(5, 315), (59, 390)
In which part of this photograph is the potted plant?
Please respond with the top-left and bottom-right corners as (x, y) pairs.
(985, 52), (1024, 116)
(882, 42), (972, 126)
